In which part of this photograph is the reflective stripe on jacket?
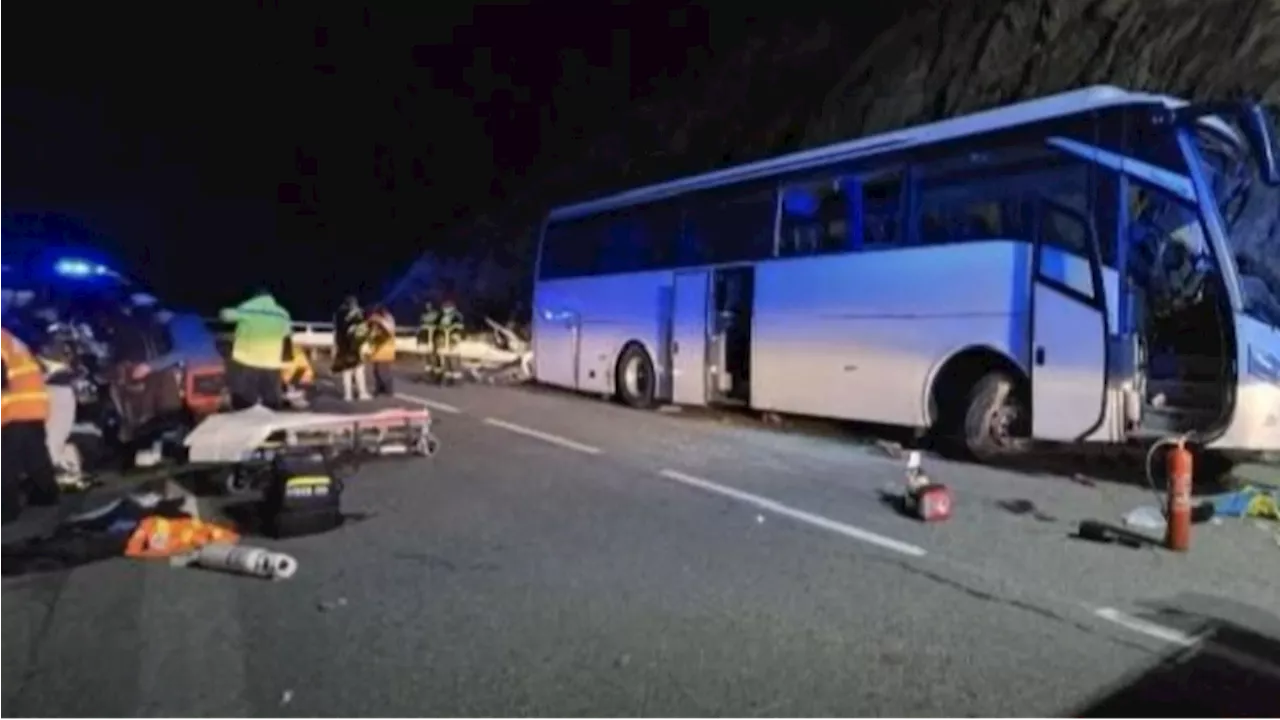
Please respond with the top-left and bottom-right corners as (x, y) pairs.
(2, 327), (50, 425)
(369, 312), (396, 362)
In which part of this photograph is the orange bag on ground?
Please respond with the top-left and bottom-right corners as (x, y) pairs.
(124, 516), (240, 559)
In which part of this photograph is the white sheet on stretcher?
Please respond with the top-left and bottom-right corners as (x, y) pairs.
(184, 405), (429, 463)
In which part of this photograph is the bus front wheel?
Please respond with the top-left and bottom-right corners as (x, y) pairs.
(960, 371), (1027, 461)
(616, 344), (657, 410)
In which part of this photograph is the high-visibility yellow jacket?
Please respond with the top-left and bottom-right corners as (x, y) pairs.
(219, 293), (292, 370)
(2, 327), (50, 426)
(281, 339), (315, 386)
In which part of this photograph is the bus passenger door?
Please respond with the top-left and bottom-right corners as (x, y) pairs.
(670, 270), (710, 405)
(1030, 198), (1109, 441)
(535, 308), (580, 390)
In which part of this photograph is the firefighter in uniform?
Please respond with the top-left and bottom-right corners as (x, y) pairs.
(438, 299), (465, 385)
(2, 326), (60, 523)
(367, 305), (397, 396)
(418, 300), (441, 383)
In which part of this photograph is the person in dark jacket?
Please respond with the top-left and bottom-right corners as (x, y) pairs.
(332, 296), (371, 402)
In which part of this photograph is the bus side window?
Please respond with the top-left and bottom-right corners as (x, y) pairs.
(778, 180), (849, 257)
(862, 172), (902, 248)
(680, 189), (775, 265)
(1037, 203), (1095, 300)
(595, 205), (678, 275)
(539, 218), (595, 279)
(916, 179), (1021, 246)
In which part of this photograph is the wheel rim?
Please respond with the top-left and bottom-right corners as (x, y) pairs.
(987, 398), (1025, 446)
(623, 355), (651, 399)
(227, 472), (251, 493)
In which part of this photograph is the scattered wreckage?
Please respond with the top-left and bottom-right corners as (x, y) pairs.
(290, 315), (535, 385)
(451, 317), (535, 384)
(2, 253), (228, 488)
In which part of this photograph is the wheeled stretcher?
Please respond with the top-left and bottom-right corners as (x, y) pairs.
(183, 400), (439, 494)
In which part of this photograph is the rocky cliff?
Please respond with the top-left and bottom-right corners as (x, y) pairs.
(407, 0), (1280, 315)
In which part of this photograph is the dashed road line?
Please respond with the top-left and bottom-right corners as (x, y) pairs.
(483, 417), (603, 455)
(657, 468), (927, 558)
(1093, 607), (1200, 647)
(395, 393), (462, 414)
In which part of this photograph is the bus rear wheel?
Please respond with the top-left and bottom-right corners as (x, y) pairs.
(616, 344), (657, 409)
(959, 371), (1027, 461)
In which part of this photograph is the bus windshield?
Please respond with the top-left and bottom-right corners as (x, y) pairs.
(1190, 120), (1280, 327)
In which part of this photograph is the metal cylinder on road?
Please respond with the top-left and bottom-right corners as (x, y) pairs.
(1164, 439), (1193, 552)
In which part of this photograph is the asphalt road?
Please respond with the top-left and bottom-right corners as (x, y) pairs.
(4, 379), (1279, 716)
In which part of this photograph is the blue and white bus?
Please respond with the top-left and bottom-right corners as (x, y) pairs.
(532, 86), (1279, 460)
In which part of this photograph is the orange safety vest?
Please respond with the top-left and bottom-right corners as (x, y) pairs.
(1, 327), (50, 426)
(124, 515), (241, 559)
(369, 312), (396, 363)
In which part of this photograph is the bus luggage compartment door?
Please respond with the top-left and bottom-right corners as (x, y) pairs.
(671, 270), (710, 405)
(1030, 199), (1108, 442)
(535, 309), (580, 390)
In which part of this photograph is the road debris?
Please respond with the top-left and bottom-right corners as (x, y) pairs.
(1075, 520), (1149, 549)
(873, 439), (905, 460)
(1069, 473), (1098, 488)
(900, 451), (952, 523)
(317, 597), (349, 612)
(1123, 506), (1166, 532)
(996, 498), (1056, 523)
(1212, 485), (1279, 522)
(189, 543), (298, 580)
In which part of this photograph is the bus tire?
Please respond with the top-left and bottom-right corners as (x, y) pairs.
(960, 371), (1025, 462)
(615, 343), (657, 410)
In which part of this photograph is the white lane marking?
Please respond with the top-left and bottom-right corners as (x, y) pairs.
(483, 417), (603, 455)
(657, 468), (927, 558)
(1094, 607), (1200, 647)
(394, 392), (461, 414)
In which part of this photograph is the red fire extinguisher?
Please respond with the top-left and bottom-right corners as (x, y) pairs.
(1165, 439), (1193, 552)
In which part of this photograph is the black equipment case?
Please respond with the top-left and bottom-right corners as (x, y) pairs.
(260, 451), (345, 539)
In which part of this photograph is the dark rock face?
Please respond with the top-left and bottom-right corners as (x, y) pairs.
(565, 0), (1280, 189)
(807, 0), (1280, 142)
(427, 1), (1280, 314)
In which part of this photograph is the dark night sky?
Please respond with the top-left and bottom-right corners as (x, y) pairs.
(3, 2), (741, 318)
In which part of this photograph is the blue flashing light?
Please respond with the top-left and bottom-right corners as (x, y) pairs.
(53, 258), (111, 278)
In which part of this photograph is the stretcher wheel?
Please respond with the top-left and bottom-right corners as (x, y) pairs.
(413, 433), (440, 457)
(222, 468), (255, 496)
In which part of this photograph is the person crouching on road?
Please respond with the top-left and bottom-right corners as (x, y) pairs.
(332, 296), (371, 402)
(2, 326), (60, 523)
(218, 287), (291, 410)
(367, 305), (397, 396)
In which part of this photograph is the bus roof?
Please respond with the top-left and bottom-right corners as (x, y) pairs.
(548, 85), (1186, 222)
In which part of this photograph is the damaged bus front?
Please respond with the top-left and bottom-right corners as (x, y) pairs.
(1134, 100), (1280, 455)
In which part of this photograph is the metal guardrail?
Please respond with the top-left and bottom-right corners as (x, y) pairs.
(205, 318), (428, 355)
(205, 319), (528, 364)
(290, 323), (428, 355)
